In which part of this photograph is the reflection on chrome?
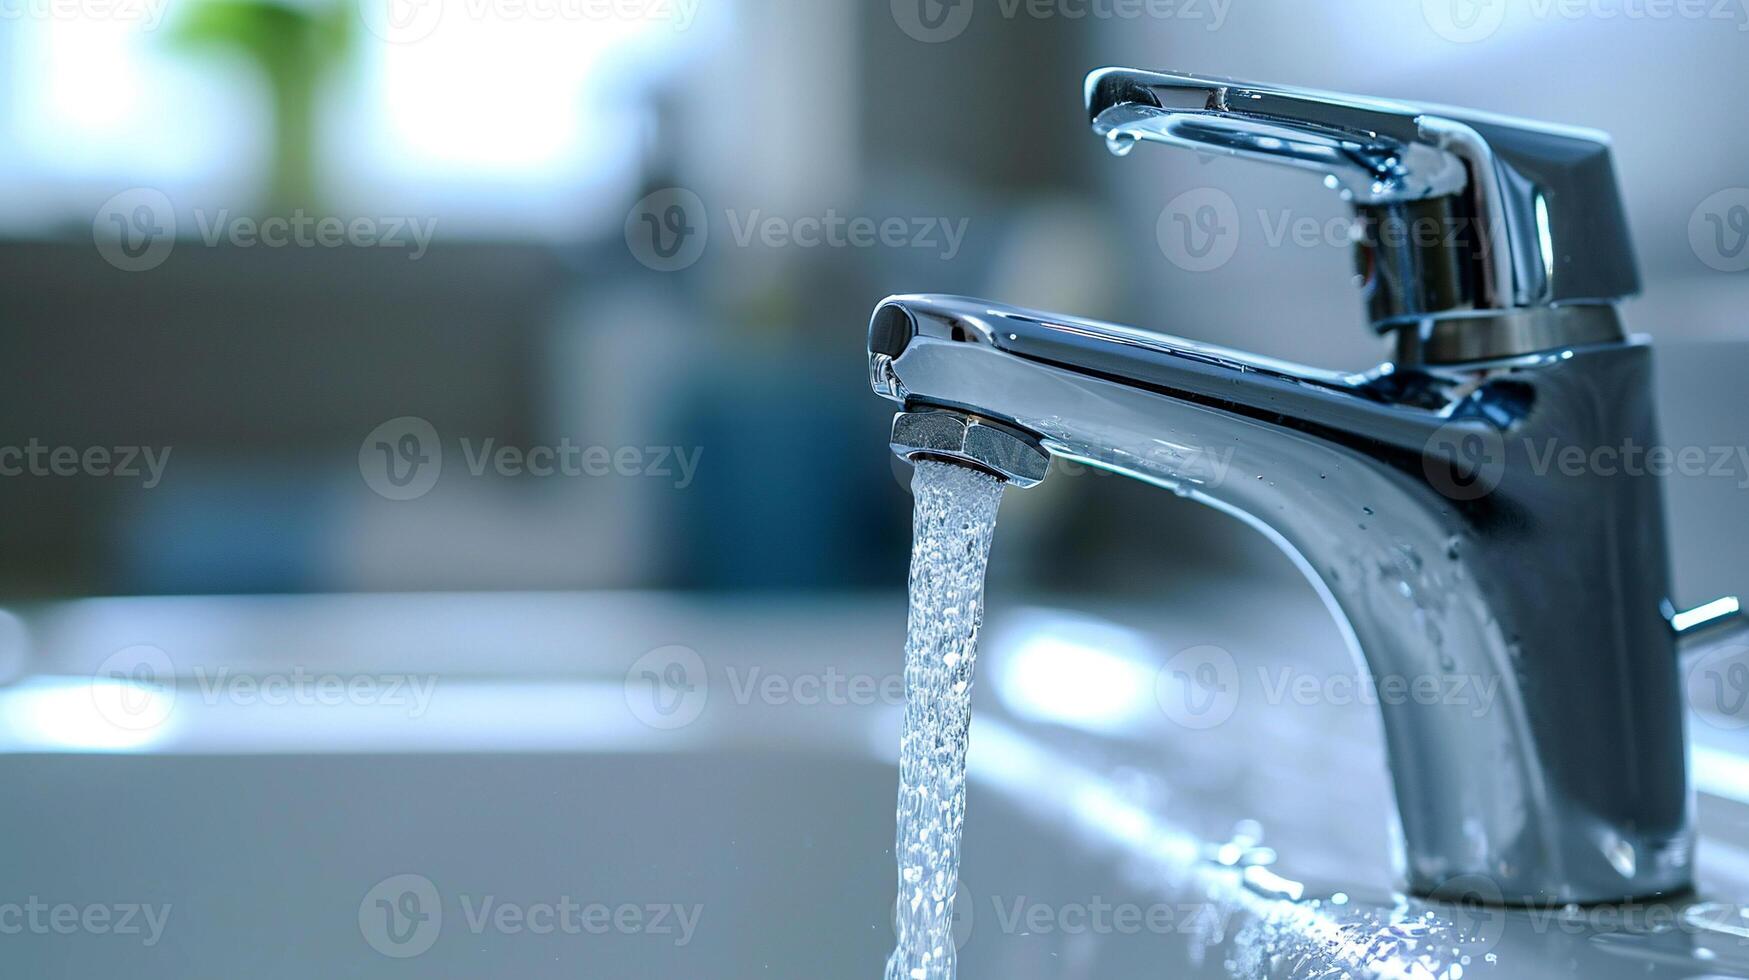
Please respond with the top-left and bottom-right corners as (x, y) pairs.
(1672, 596), (1743, 636)
(1692, 743), (1749, 808)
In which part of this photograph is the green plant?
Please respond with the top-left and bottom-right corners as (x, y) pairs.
(170, 0), (353, 215)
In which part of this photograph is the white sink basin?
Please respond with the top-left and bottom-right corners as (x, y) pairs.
(2, 589), (1747, 978)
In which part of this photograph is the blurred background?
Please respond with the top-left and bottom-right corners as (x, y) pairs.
(0, 0), (1744, 607)
(3, 5), (1749, 977)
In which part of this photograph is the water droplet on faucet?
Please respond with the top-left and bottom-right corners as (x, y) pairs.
(1601, 834), (1638, 878)
(1105, 131), (1139, 157)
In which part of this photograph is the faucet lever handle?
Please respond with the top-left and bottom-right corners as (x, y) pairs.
(1086, 69), (1640, 359)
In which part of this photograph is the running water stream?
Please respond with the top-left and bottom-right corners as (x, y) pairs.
(885, 459), (1007, 980)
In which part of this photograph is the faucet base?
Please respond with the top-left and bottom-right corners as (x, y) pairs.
(1387, 305), (1626, 365)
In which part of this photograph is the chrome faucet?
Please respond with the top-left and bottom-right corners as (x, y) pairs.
(869, 69), (1741, 906)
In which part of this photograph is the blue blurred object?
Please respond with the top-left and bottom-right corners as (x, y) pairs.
(670, 346), (905, 590)
(113, 466), (336, 594)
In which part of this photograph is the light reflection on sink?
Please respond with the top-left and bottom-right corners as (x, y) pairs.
(3, 588), (1749, 978)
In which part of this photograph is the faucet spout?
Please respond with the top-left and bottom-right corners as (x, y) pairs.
(870, 293), (1690, 906)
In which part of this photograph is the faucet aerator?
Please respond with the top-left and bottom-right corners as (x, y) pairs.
(890, 410), (1049, 489)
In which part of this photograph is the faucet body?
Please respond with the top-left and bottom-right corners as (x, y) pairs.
(868, 67), (1702, 906)
(872, 295), (1687, 906)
